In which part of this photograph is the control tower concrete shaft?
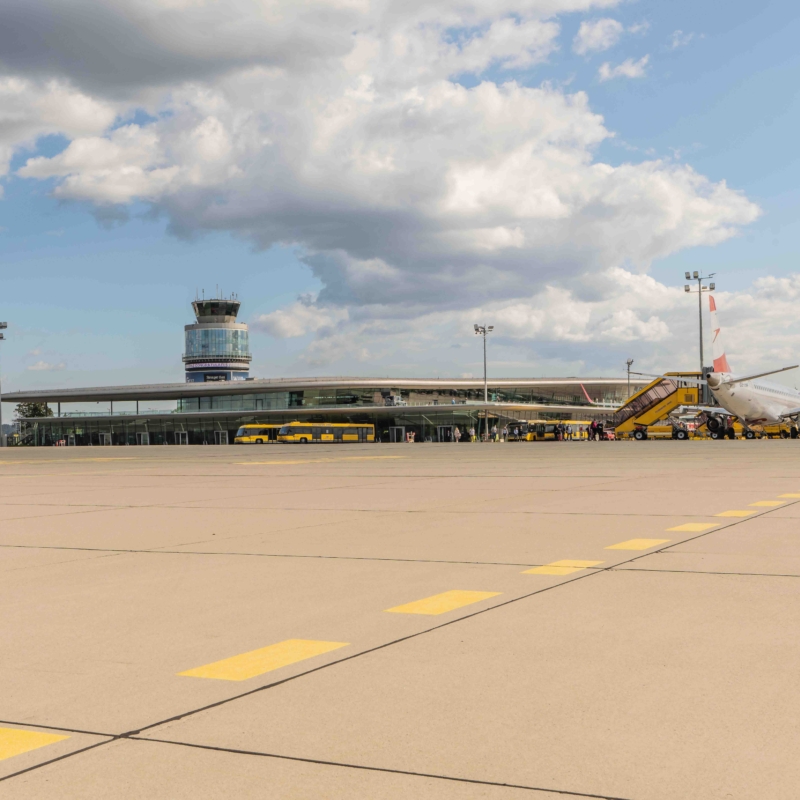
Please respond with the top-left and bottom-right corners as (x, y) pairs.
(183, 294), (251, 383)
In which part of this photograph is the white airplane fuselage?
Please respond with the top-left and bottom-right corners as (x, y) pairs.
(710, 374), (800, 426)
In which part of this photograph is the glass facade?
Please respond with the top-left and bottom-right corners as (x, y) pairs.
(22, 408), (568, 447)
(184, 327), (250, 360)
(174, 383), (628, 413)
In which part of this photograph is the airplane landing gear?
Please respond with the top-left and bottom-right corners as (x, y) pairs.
(745, 429), (757, 440)
(726, 427), (736, 439)
(791, 427), (799, 439)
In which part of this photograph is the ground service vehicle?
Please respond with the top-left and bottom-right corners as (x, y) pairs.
(613, 372), (701, 439)
(234, 424), (283, 444)
(277, 422), (375, 443)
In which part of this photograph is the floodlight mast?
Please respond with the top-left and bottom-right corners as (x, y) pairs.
(683, 272), (716, 376)
(0, 322), (6, 447)
(626, 358), (634, 398)
(474, 324), (494, 439)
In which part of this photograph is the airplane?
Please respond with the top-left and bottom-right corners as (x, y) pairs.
(636, 295), (800, 439)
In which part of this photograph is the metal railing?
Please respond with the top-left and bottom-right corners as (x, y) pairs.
(611, 380), (677, 427)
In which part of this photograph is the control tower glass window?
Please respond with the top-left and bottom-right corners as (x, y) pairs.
(185, 328), (250, 359)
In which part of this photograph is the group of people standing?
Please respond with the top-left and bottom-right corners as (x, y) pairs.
(587, 420), (606, 440)
(442, 421), (607, 443)
(463, 425), (509, 442)
(553, 421), (606, 440)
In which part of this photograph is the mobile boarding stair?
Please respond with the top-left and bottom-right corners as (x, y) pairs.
(612, 373), (701, 440)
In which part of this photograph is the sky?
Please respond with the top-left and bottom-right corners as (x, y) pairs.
(1, 0), (800, 419)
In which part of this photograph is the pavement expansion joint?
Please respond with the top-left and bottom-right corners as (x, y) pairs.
(131, 737), (636, 800)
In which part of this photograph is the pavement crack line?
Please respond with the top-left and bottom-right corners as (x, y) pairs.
(2, 503), (757, 517)
(0, 541), (578, 569)
(0, 719), (110, 738)
(129, 737), (636, 800)
(0, 741), (111, 784)
(614, 567), (800, 578)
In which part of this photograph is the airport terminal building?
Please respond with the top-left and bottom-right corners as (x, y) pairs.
(7, 297), (645, 445)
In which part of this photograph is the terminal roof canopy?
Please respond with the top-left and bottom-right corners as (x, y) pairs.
(4, 377), (648, 404)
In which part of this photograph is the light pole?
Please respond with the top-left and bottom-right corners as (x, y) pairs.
(0, 322), (6, 447)
(684, 272), (715, 375)
(626, 358), (634, 398)
(474, 324), (494, 439)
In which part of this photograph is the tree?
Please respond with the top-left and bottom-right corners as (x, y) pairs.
(15, 402), (53, 418)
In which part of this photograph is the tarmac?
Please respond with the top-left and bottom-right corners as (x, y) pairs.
(0, 440), (799, 799)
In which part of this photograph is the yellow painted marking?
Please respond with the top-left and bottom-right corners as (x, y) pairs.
(238, 456), (405, 465)
(667, 523), (718, 532)
(179, 639), (349, 682)
(606, 538), (670, 551)
(715, 510), (755, 517)
(523, 560), (604, 575)
(779, 494), (800, 498)
(749, 500), (785, 507)
(386, 590), (501, 616)
(0, 728), (68, 761)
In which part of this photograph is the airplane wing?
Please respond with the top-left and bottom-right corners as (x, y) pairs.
(726, 365), (799, 384)
(629, 372), (707, 386)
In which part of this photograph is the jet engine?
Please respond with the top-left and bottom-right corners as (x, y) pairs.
(706, 416), (722, 433)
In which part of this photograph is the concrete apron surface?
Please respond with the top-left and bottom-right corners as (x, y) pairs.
(0, 441), (799, 799)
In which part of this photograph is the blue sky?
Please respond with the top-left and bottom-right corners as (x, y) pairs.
(1, 0), (799, 412)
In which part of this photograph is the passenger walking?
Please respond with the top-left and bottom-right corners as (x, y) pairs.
(567, 424), (573, 441)
(589, 420), (597, 441)
(454, 427), (462, 443)
(491, 424), (498, 442)
(469, 426), (476, 443)
(502, 425), (508, 442)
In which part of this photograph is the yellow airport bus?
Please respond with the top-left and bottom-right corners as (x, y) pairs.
(234, 424), (284, 444)
(277, 422), (375, 443)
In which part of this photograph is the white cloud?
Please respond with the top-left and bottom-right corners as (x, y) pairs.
(0, 0), (763, 373)
(261, 270), (800, 379)
(627, 22), (650, 36)
(27, 360), (65, 371)
(573, 18), (649, 56)
(0, 77), (117, 178)
(598, 55), (649, 81)
(670, 30), (695, 49)
(573, 19), (624, 55)
(253, 301), (349, 338)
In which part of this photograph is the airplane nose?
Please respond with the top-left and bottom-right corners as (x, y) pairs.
(706, 372), (722, 389)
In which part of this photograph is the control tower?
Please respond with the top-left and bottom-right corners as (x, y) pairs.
(183, 293), (251, 382)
